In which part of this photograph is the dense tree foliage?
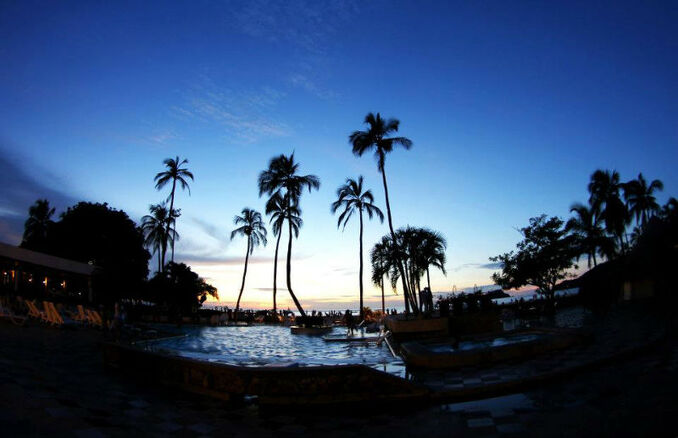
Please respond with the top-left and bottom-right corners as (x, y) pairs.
(371, 226), (447, 313)
(146, 262), (218, 314)
(39, 202), (151, 303)
(491, 215), (577, 301)
(21, 199), (55, 252)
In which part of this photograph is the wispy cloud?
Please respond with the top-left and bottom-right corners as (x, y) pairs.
(0, 142), (77, 244)
(175, 253), (276, 266)
(230, 0), (360, 55)
(288, 73), (337, 100)
(452, 262), (503, 272)
(190, 217), (231, 247)
(171, 76), (291, 143)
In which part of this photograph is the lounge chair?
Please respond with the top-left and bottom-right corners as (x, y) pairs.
(72, 304), (88, 324)
(86, 309), (103, 328)
(26, 300), (48, 323)
(0, 303), (27, 326)
(43, 301), (64, 326)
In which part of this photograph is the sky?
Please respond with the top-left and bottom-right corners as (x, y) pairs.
(1, 0), (676, 311)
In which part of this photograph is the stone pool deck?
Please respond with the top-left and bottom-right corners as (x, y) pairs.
(0, 306), (676, 436)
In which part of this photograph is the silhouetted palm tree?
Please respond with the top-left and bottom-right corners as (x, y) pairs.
(154, 156), (194, 269)
(588, 169), (628, 255)
(265, 192), (302, 312)
(566, 202), (613, 268)
(331, 176), (384, 320)
(258, 153), (319, 318)
(420, 228), (447, 293)
(141, 203), (174, 273)
(370, 236), (400, 313)
(22, 199), (55, 250)
(623, 173), (664, 228)
(350, 112), (416, 313)
(231, 208), (267, 314)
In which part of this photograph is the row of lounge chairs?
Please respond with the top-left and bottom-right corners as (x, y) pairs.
(24, 300), (103, 328)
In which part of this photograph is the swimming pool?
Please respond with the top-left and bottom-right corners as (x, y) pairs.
(145, 325), (400, 368)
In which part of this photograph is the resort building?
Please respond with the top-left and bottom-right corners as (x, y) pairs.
(0, 241), (98, 302)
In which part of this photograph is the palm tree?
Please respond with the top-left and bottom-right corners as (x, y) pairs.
(141, 203), (173, 273)
(370, 239), (389, 314)
(265, 192), (302, 312)
(331, 176), (384, 320)
(349, 112), (415, 313)
(623, 173), (664, 228)
(258, 153), (319, 318)
(154, 156), (194, 268)
(230, 208), (267, 314)
(588, 169), (628, 255)
(566, 202), (613, 268)
(419, 228), (447, 293)
(22, 199), (55, 250)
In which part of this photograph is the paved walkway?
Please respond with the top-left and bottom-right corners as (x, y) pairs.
(0, 306), (676, 437)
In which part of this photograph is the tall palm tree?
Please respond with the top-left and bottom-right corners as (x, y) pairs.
(349, 112), (415, 313)
(623, 173), (664, 228)
(566, 202), (613, 268)
(331, 176), (384, 320)
(22, 199), (55, 250)
(265, 192), (302, 312)
(154, 156), (194, 268)
(588, 169), (628, 255)
(258, 153), (319, 318)
(141, 203), (174, 273)
(230, 208), (267, 314)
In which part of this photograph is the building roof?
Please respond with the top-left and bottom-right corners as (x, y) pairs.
(0, 242), (98, 276)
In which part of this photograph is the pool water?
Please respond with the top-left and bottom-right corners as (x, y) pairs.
(429, 333), (543, 354)
(147, 325), (400, 368)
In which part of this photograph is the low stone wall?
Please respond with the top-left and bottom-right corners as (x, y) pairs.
(101, 343), (429, 406)
(400, 328), (589, 370)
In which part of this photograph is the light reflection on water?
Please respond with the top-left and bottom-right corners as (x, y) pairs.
(149, 325), (402, 368)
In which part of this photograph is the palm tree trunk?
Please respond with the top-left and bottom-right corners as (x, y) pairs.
(163, 179), (177, 271)
(286, 218), (306, 318)
(379, 156), (416, 314)
(426, 266), (431, 291)
(358, 209), (364, 321)
(235, 238), (250, 314)
(380, 277), (385, 314)
(593, 252), (597, 267)
(157, 248), (162, 274)
(272, 229), (282, 311)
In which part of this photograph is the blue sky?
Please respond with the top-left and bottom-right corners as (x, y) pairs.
(1, 1), (676, 310)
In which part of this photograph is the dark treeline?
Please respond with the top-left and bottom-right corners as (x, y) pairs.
(491, 169), (677, 308)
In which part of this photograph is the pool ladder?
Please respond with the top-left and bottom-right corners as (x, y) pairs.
(377, 329), (397, 358)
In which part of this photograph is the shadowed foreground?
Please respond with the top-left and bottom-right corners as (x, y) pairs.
(0, 319), (676, 437)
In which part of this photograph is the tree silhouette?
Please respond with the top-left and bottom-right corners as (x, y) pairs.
(258, 154), (319, 317)
(623, 172), (664, 228)
(588, 169), (628, 255)
(566, 202), (613, 268)
(21, 199), (55, 251)
(230, 208), (267, 314)
(491, 215), (577, 303)
(265, 192), (302, 311)
(331, 176), (384, 320)
(349, 112), (416, 313)
(370, 237), (393, 314)
(154, 156), (193, 269)
(140, 202), (174, 274)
